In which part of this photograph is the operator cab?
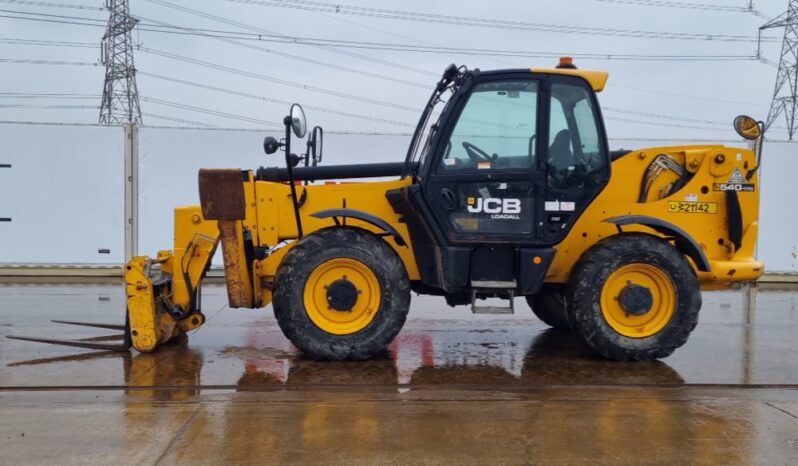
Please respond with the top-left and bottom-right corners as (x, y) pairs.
(389, 59), (612, 305)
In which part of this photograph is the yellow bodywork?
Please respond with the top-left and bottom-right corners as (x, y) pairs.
(545, 145), (763, 288)
(530, 67), (609, 92)
(253, 177), (420, 280)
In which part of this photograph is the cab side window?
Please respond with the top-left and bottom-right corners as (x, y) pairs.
(547, 83), (607, 193)
(440, 80), (538, 172)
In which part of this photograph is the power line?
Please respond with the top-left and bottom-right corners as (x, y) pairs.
(604, 115), (730, 131)
(0, 54), (768, 129)
(141, 0), (435, 82)
(226, 0), (780, 43)
(0, 8), (769, 62)
(0, 6), (768, 132)
(130, 20), (760, 61)
(0, 11), (107, 28)
(0, 55), (768, 130)
(587, 0), (750, 12)
(297, 3), (771, 110)
(146, 0), (434, 77)
(0, 0), (104, 11)
(607, 106), (787, 131)
(0, 104), (98, 109)
(137, 5), (429, 88)
(0, 8), (106, 23)
(611, 83), (768, 106)
(0, 2), (435, 79)
(139, 47), (420, 112)
(138, 71), (415, 127)
(0, 37), (98, 48)
(311, 13), (510, 69)
(604, 106), (728, 126)
(588, 0), (770, 18)
(142, 112), (219, 128)
(0, 57), (98, 66)
(129, 22), (758, 61)
(140, 96), (282, 127)
(0, 92), (99, 99)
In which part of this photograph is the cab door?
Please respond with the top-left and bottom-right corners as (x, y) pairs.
(422, 77), (545, 244)
(541, 77), (611, 243)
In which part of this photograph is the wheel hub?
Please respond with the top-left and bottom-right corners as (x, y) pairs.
(326, 278), (359, 311)
(618, 283), (654, 316)
(304, 257), (381, 335)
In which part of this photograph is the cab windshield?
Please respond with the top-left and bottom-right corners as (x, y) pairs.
(402, 82), (459, 178)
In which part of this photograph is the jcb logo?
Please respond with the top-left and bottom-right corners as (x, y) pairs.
(467, 197), (521, 214)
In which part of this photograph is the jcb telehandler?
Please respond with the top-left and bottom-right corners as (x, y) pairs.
(10, 59), (765, 361)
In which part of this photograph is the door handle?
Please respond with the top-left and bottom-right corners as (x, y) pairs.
(440, 187), (457, 210)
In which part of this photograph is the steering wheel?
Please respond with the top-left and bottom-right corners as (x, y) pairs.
(548, 167), (571, 189)
(462, 141), (494, 163)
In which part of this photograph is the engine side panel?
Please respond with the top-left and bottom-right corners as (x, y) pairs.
(546, 145), (762, 287)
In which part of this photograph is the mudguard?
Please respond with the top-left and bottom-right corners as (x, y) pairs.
(604, 215), (711, 272)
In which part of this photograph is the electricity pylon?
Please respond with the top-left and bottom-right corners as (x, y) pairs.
(761, 1), (798, 139)
(99, 0), (142, 125)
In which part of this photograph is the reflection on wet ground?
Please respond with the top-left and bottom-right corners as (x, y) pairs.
(1, 284), (798, 464)
(3, 284), (798, 387)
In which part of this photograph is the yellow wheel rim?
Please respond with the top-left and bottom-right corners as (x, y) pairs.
(303, 258), (381, 335)
(600, 263), (676, 338)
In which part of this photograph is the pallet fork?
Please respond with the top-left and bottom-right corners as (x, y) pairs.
(7, 206), (221, 353)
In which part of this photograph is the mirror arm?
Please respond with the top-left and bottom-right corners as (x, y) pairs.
(283, 115), (304, 238)
(301, 139), (312, 186)
(304, 134), (313, 168)
(746, 121), (766, 181)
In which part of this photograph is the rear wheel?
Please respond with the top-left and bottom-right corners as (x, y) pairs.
(568, 234), (701, 361)
(273, 227), (410, 361)
(526, 286), (572, 331)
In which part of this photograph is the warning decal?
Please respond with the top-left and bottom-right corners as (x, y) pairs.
(728, 167), (746, 184)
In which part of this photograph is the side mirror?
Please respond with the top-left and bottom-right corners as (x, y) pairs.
(263, 136), (281, 155)
(289, 103), (307, 138)
(310, 126), (323, 166)
(734, 115), (762, 141)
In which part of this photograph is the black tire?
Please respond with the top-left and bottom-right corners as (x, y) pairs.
(526, 286), (572, 331)
(273, 227), (411, 361)
(567, 233), (701, 361)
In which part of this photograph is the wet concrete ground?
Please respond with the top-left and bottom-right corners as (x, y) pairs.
(1, 283), (798, 464)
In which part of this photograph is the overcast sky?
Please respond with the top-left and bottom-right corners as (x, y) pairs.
(0, 0), (792, 140)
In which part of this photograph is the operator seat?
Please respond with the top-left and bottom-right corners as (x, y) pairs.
(548, 129), (574, 172)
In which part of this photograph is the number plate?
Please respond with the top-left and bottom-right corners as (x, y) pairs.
(667, 201), (718, 214)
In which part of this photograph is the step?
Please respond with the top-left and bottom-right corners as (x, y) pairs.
(470, 289), (515, 315)
(470, 280), (517, 289)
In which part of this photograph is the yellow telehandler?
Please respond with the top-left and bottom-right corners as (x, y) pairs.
(10, 59), (765, 361)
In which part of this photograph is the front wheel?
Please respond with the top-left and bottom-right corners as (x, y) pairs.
(568, 234), (701, 361)
(273, 227), (410, 361)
